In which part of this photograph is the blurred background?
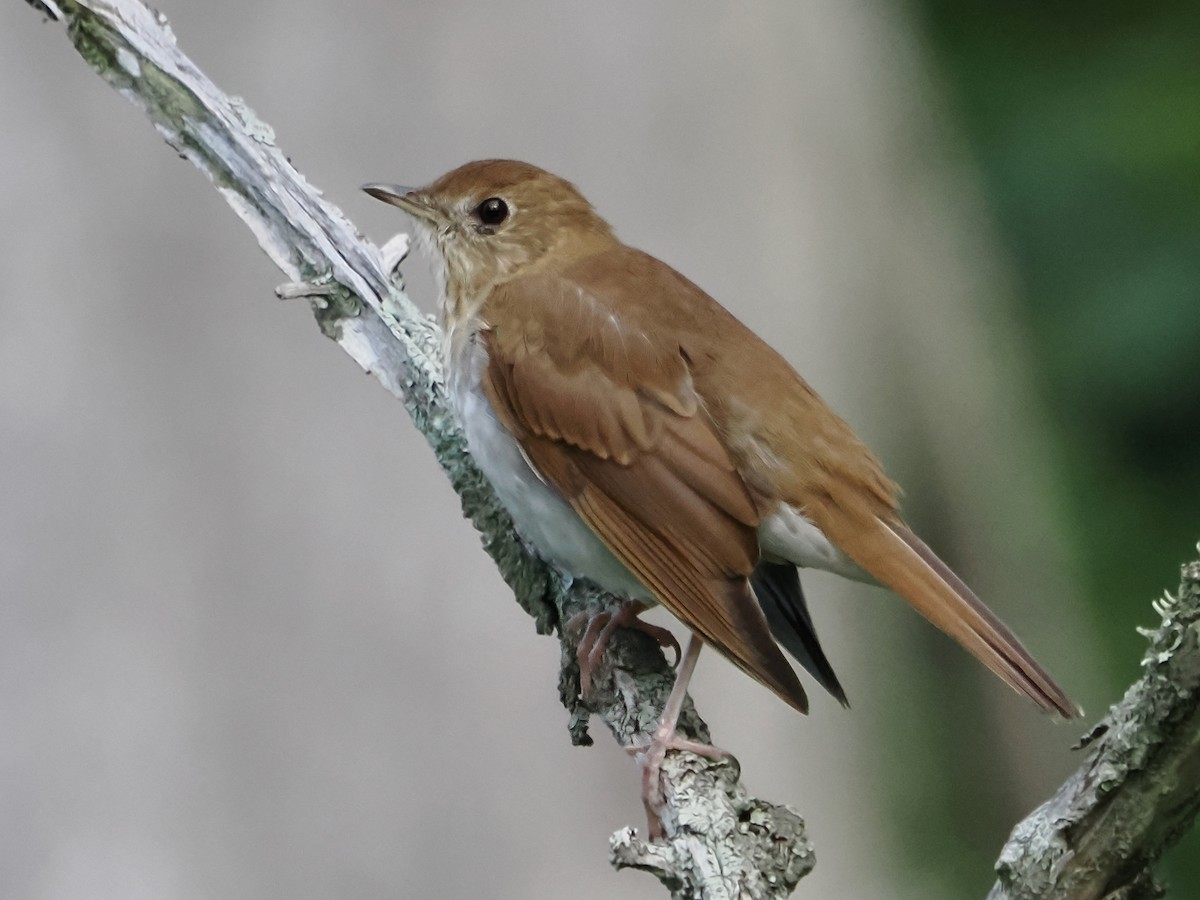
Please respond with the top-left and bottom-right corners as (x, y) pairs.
(2, 1), (1196, 897)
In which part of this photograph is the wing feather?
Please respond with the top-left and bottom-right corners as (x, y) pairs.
(481, 272), (808, 713)
(571, 473), (809, 712)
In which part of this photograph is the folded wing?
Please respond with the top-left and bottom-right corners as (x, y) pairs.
(481, 268), (809, 713)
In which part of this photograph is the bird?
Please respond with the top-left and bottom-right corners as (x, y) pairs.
(363, 159), (1078, 829)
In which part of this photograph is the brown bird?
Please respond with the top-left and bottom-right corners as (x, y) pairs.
(364, 160), (1077, 825)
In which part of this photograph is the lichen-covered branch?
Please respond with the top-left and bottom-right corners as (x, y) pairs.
(991, 555), (1200, 900)
(22, 0), (812, 896)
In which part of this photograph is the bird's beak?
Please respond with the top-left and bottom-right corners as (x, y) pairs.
(361, 183), (445, 226)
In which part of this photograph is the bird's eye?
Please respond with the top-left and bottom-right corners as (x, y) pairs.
(475, 197), (509, 227)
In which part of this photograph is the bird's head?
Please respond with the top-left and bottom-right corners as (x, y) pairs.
(364, 159), (615, 308)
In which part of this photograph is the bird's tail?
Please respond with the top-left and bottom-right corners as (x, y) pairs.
(829, 513), (1079, 718)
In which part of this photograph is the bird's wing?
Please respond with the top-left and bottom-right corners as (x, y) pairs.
(480, 268), (809, 713)
(690, 289), (1079, 717)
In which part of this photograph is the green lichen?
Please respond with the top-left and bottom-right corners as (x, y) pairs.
(311, 285), (363, 341)
(67, 14), (116, 73)
(66, 9), (234, 197)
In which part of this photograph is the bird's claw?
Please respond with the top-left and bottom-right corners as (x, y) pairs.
(569, 603), (682, 699)
(629, 721), (735, 840)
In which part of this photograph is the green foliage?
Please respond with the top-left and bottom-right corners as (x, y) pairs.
(916, 2), (1200, 893)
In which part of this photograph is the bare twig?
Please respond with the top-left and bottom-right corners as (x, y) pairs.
(22, 1), (813, 896)
(991, 555), (1200, 899)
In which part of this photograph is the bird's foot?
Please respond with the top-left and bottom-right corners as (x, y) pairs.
(629, 707), (734, 840)
(625, 634), (733, 839)
(569, 602), (681, 698)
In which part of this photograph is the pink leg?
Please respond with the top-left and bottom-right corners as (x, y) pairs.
(569, 602), (682, 698)
(633, 633), (731, 839)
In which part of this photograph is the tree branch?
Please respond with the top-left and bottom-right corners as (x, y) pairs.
(22, 1), (813, 896)
(991, 554), (1200, 899)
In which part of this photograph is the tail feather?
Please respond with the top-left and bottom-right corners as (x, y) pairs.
(751, 561), (849, 707)
(829, 514), (1079, 718)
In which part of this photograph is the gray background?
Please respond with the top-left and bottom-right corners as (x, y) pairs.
(2, 2), (1100, 898)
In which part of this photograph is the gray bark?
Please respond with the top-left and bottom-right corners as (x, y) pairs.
(21, 0), (812, 896)
(990, 557), (1200, 899)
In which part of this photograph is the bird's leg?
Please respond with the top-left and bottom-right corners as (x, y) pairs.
(634, 633), (732, 839)
(569, 601), (681, 698)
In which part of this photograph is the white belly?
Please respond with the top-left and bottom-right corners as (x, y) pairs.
(449, 336), (651, 601)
